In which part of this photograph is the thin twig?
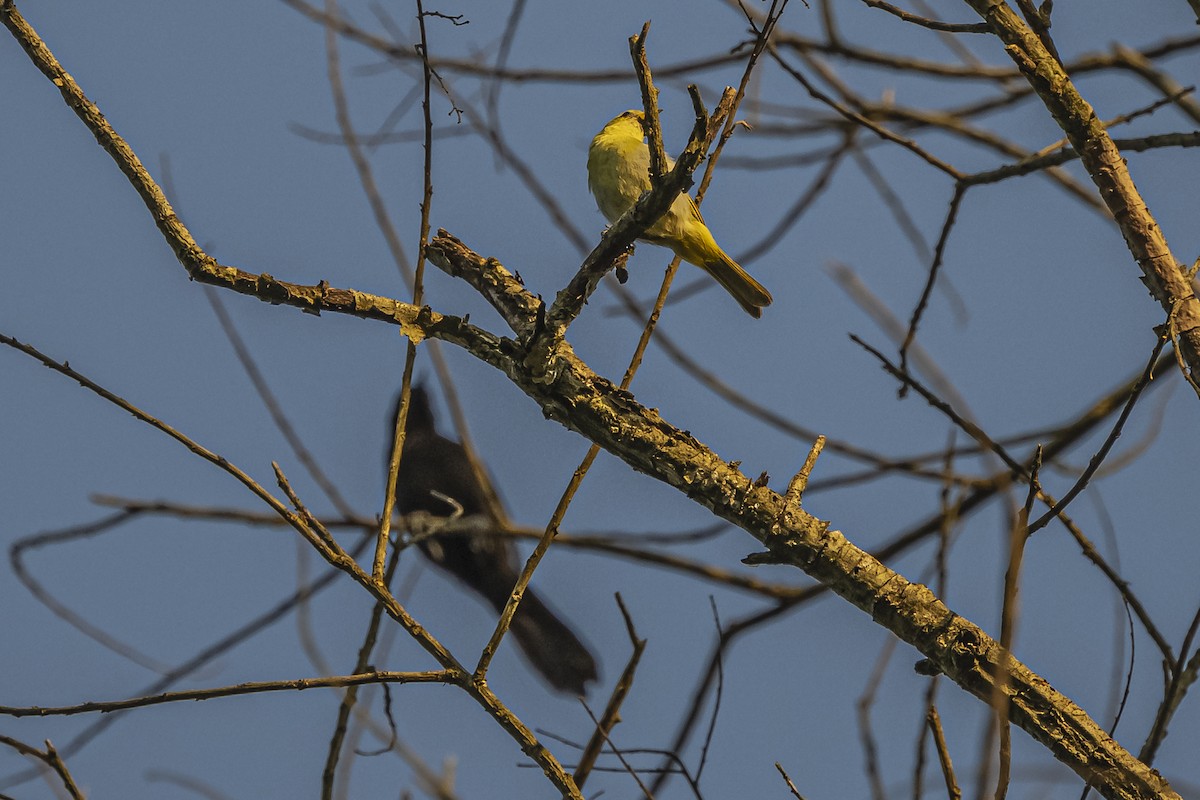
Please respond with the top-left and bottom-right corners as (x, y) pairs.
(776, 762), (809, 799)
(0, 672), (455, 717)
(1027, 330), (1169, 534)
(927, 707), (962, 800)
(574, 594), (647, 789)
(0, 736), (85, 800)
(322, 546), (403, 800)
(860, 0), (989, 33)
(898, 184), (966, 380)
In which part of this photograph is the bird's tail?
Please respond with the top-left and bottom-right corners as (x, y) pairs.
(702, 250), (773, 318)
(420, 532), (598, 695)
(502, 588), (599, 696)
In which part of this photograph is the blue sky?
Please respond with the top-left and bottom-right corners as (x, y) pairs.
(3, 1), (1200, 798)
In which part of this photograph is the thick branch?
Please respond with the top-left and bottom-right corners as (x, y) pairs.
(419, 236), (1175, 800)
(964, 0), (1200, 388)
(426, 229), (541, 337)
(2, 3), (1178, 796)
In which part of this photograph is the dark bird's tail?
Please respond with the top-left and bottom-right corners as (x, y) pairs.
(474, 568), (598, 696)
(392, 387), (598, 695)
(507, 591), (599, 696)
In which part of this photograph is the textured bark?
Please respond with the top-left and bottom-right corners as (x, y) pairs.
(2, 2), (1180, 795)
(963, 0), (1200, 389)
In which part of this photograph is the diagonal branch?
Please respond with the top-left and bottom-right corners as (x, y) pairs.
(1, 4), (1180, 797)
(962, 0), (1200, 392)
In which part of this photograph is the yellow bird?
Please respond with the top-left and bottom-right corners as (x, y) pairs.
(587, 109), (773, 317)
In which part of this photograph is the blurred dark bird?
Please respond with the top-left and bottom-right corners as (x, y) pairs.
(389, 386), (598, 695)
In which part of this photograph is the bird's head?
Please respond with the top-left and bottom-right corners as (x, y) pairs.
(602, 109), (648, 138)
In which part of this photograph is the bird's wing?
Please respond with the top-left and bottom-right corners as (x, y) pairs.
(684, 193), (708, 225)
